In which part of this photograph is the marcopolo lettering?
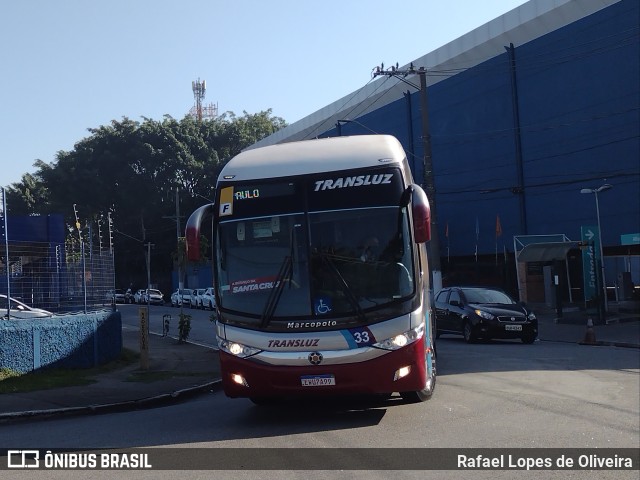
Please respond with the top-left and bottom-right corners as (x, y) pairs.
(313, 173), (393, 191)
(287, 320), (338, 329)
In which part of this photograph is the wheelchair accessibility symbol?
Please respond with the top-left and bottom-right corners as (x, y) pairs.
(315, 298), (332, 315)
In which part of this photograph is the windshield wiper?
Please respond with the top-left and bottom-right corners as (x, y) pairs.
(260, 225), (300, 328)
(260, 255), (292, 328)
(318, 252), (365, 321)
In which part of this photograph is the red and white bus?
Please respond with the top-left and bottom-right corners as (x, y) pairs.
(186, 134), (436, 403)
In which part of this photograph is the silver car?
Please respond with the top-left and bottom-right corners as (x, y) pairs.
(1, 294), (53, 319)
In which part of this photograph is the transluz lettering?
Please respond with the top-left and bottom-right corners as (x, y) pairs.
(314, 173), (393, 191)
(267, 339), (320, 348)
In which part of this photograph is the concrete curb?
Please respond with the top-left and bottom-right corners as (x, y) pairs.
(576, 341), (640, 349)
(521, 338), (640, 349)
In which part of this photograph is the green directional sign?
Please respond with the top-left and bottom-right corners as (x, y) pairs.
(581, 225), (600, 302)
(621, 233), (640, 245)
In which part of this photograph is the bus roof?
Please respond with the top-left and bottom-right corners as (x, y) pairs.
(219, 135), (407, 182)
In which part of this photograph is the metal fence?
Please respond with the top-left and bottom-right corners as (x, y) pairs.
(1, 239), (116, 315)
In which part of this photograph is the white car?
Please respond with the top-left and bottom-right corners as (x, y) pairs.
(170, 289), (192, 307)
(143, 289), (165, 305)
(1, 294), (53, 319)
(192, 288), (207, 309)
(134, 289), (146, 304)
(201, 287), (216, 310)
(106, 289), (126, 304)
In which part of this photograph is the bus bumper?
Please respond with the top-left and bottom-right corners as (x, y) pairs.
(218, 340), (427, 399)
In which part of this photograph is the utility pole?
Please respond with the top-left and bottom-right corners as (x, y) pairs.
(505, 43), (528, 235)
(2, 188), (11, 317)
(373, 63), (442, 293)
(163, 187), (184, 290)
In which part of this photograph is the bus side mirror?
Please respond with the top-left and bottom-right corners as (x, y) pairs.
(410, 184), (431, 243)
(185, 203), (215, 262)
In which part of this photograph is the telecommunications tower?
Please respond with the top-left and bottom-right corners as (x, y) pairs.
(190, 78), (218, 121)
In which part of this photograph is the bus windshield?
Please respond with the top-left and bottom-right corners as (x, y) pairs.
(216, 206), (414, 321)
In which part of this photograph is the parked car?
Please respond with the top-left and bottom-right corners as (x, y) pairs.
(434, 286), (537, 344)
(106, 289), (126, 304)
(1, 294), (53, 319)
(143, 288), (165, 306)
(201, 287), (216, 310)
(134, 289), (146, 304)
(170, 288), (192, 307)
(125, 288), (134, 304)
(192, 288), (207, 309)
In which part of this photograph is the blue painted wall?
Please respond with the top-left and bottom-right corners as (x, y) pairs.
(0, 311), (122, 373)
(322, 0), (639, 259)
(1, 214), (69, 308)
(2, 214), (65, 243)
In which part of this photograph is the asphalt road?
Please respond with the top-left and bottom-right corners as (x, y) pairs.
(120, 303), (218, 347)
(2, 324), (638, 479)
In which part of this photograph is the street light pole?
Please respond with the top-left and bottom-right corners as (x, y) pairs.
(581, 184), (612, 315)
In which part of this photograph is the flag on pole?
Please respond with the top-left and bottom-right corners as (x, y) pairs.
(495, 214), (502, 264)
(445, 222), (450, 262)
(475, 217), (479, 262)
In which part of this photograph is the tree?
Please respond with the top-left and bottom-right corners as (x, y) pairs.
(5, 169), (50, 214)
(5, 110), (287, 291)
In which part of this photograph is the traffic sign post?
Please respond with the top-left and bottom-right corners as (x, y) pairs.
(581, 226), (603, 323)
(139, 307), (149, 370)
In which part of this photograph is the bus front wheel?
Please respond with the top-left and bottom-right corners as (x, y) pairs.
(400, 343), (436, 403)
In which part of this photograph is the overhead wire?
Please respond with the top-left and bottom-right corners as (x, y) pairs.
(302, 75), (388, 140)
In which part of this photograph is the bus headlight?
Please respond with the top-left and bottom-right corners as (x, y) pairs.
(374, 323), (425, 351)
(217, 336), (261, 358)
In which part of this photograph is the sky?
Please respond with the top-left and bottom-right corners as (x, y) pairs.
(1, 0), (529, 188)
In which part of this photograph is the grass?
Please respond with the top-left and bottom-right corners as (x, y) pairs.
(0, 348), (139, 394)
(0, 348), (210, 393)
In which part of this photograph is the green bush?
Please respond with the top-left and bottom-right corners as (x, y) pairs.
(178, 313), (192, 343)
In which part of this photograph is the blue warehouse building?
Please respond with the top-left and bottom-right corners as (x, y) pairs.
(0, 214), (67, 309)
(251, 0), (639, 306)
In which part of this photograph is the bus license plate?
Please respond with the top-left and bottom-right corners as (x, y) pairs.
(505, 324), (522, 331)
(301, 374), (335, 387)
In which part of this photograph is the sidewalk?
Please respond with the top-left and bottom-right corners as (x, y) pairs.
(1, 305), (638, 422)
(533, 301), (640, 347)
(0, 327), (222, 421)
